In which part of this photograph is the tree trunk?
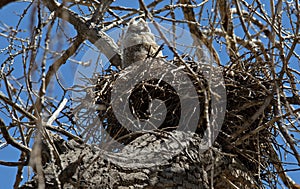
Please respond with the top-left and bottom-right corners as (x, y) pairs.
(20, 131), (259, 189)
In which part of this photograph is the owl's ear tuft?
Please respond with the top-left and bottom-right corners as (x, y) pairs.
(140, 16), (146, 21)
(126, 17), (146, 26)
(127, 17), (139, 26)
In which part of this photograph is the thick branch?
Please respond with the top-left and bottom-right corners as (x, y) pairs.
(41, 0), (121, 67)
(43, 36), (85, 96)
(179, 0), (221, 65)
(0, 160), (27, 167)
(0, 0), (18, 9)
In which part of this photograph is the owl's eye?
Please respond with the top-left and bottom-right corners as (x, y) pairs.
(126, 19), (150, 33)
(137, 22), (149, 32)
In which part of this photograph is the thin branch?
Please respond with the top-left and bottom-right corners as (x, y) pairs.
(179, 0), (221, 65)
(41, 0), (121, 67)
(0, 92), (37, 121)
(0, 119), (31, 154)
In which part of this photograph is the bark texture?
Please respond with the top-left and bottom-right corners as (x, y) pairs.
(20, 131), (259, 189)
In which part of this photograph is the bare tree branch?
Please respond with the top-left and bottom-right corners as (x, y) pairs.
(41, 0), (121, 67)
(0, 0), (18, 9)
(0, 119), (31, 154)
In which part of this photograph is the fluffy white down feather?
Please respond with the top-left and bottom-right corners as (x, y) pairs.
(121, 18), (163, 68)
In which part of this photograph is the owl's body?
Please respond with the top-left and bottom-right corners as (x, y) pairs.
(121, 18), (163, 68)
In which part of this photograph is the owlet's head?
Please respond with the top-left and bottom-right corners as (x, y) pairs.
(126, 18), (150, 34)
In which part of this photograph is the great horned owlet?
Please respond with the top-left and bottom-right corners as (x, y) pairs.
(121, 18), (163, 68)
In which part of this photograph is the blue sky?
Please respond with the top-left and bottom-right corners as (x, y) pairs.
(0, 3), (32, 187)
(0, 0), (299, 188)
